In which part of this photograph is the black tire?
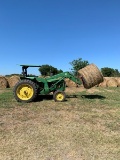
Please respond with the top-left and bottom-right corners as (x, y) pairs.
(13, 79), (38, 102)
(53, 90), (66, 102)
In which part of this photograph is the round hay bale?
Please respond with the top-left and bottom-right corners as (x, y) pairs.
(65, 78), (78, 87)
(104, 77), (112, 80)
(78, 64), (103, 89)
(65, 78), (69, 87)
(115, 77), (120, 87)
(99, 78), (107, 87)
(0, 76), (8, 89)
(106, 78), (118, 87)
(7, 75), (20, 88)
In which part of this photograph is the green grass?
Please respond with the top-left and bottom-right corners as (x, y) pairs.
(0, 87), (120, 160)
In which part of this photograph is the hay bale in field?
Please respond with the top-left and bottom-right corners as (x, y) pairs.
(99, 78), (107, 87)
(7, 75), (20, 88)
(65, 78), (78, 87)
(115, 77), (120, 87)
(65, 78), (69, 87)
(78, 64), (103, 89)
(65, 78), (70, 87)
(104, 77), (111, 80)
(0, 76), (8, 88)
(106, 78), (118, 87)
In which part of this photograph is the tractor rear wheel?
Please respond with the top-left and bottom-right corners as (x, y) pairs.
(13, 79), (38, 102)
(53, 90), (66, 102)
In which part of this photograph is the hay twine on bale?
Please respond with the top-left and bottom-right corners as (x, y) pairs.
(0, 76), (8, 89)
(78, 64), (103, 89)
(7, 75), (20, 88)
(106, 78), (118, 87)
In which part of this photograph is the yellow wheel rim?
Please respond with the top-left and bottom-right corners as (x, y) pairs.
(16, 84), (34, 100)
(56, 93), (64, 101)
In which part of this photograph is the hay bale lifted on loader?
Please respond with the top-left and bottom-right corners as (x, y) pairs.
(78, 64), (103, 89)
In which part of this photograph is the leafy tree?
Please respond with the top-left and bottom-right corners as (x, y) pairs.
(57, 69), (63, 74)
(114, 69), (120, 77)
(101, 67), (120, 77)
(39, 65), (63, 76)
(70, 58), (89, 75)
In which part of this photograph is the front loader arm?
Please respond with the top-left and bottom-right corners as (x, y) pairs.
(63, 72), (82, 85)
(46, 72), (82, 85)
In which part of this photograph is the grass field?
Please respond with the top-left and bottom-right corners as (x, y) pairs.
(0, 87), (120, 160)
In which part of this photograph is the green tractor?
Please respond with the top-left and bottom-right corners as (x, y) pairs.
(13, 64), (103, 103)
(13, 65), (83, 102)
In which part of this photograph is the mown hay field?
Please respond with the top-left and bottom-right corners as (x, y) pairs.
(0, 87), (120, 160)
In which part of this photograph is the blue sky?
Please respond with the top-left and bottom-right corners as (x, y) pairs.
(0, 0), (120, 75)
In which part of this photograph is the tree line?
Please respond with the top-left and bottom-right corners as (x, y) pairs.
(69, 58), (120, 77)
(38, 58), (120, 77)
(5, 58), (120, 77)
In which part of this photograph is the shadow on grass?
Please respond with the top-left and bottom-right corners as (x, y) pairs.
(67, 94), (106, 100)
(35, 94), (106, 102)
(81, 94), (105, 99)
(35, 95), (53, 102)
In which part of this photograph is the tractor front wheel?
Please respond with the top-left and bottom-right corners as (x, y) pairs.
(53, 90), (66, 102)
(13, 79), (38, 102)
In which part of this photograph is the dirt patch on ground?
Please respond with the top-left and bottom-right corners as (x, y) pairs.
(66, 86), (102, 94)
(65, 86), (86, 93)
(103, 89), (115, 92)
(86, 88), (102, 93)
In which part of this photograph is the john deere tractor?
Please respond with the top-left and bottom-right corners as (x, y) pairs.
(13, 65), (83, 102)
(13, 64), (103, 103)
